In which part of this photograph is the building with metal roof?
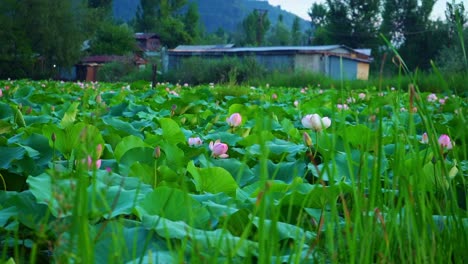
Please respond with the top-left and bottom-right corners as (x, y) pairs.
(167, 44), (372, 80)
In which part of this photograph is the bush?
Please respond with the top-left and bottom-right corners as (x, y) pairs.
(163, 56), (266, 85)
(97, 60), (134, 82)
(97, 58), (160, 83)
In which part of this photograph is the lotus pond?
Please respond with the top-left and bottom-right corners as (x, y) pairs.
(0, 80), (467, 263)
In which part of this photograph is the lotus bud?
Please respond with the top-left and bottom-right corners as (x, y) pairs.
(303, 132), (312, 147)
(226, 113), (242, 127)
(153, 146), (161, 158)
(438, 134), (453, 150)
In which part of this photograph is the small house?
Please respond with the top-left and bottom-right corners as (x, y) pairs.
(135, 33), (161, 56)
(76, 55), (125, 82)
(167, 45), (372, 80)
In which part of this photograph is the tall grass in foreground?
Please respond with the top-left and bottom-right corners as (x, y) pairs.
(1, 80), (466, 263)
(1, 38), (467, 263)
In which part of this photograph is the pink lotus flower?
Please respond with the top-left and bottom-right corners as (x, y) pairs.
(438, 98), (446, 105)
(188, 137), (203, 147)
(427, 93), (438, 102)
(80, 155), (101, 170)
(438, 134), (453, 150)
(227, 113), (242, 127)
(0, 89), (2, 97)
(301, 114), (331, 132)
(271, 93), (278, 100)
(346, 97), (356, 104)
(337, 104), (349, 110)
(293, 100), (299, 107)
(358, 93), (366, 100)
(209, 140), (229, 158)
(420, 132), (429, 144)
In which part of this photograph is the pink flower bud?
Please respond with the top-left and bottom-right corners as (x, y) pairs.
(82, 155), (101, 170)
(303, 132), (312, 147)
(420, 132), (429, 144)
(438, 134), (453, 150)
(209, 140), (229, 158)
(226, 113), (242, 127)
(96, 144), (103, 157)
(188, 137), (203, 147)
(153, 146), (161, 158)
(427, 93), (438, 102)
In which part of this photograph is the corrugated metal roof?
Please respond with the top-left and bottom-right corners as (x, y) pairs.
(229, 45), (343, 52)
(173, 44), (235, 51)
(169, 44), (372, 63)
(171, 44), (344, 53)
(355, 49), (372, 56)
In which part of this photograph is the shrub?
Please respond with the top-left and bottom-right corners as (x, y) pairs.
(163, 56), (266, 85)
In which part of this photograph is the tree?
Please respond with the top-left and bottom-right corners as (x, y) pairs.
(268, 15), (290, 46)
(183, 2), (201, 42)
(0, 0), (33, 78)
(445, 0), (467, 42)
(381, 0), (440, 70)
(436, 1), (468, 73)
(0, 0), (85, 78)
(89, 22), (135, 55)
(308, 0), (381, 49)
(308, 3), (327, 28)
(240, 10), (270, 46)
(134, 0), (158, 32)
(87, 0), (113, 22)
(291, 16), (302, 45)
(134, 0), (195, 48)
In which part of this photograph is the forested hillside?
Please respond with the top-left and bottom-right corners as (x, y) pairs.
(113, 0), (310, 32)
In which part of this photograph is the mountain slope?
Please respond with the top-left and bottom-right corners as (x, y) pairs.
(112, 0), (310, 33)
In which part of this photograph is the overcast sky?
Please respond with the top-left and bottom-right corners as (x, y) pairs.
(267, 0), (450, 21)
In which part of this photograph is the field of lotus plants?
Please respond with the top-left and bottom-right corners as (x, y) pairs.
(0, 79), (467, 263)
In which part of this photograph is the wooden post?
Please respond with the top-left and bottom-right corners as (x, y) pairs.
(151, 64), (157, 88)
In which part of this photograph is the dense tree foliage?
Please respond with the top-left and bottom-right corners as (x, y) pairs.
(134, 0), (195, 48)
(267, 15), (290, 46)
(309, 0), (468, 73)
(291, 17), (302, 45)
(309, 0), (381, 49)
(240, 10), (271, 46)
(89, 22), (135, 55)
(0, 0), (85, 79)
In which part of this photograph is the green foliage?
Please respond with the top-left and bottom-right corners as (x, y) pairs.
(308, 3), (327, 28)
(96, 61), (135, 82)
(134, 0), (193, 48)
(240, 9), (271, 46)
(311, 0), (380, 49)
(291, 16), (303, 45)
(435, 27), (468, 74)
(0, 0), (85, 79)
(267, 15), (291, 46)
(89, 22), (135, 56)
(0, 79), (467, 262)
(164, 56), (266, 85)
